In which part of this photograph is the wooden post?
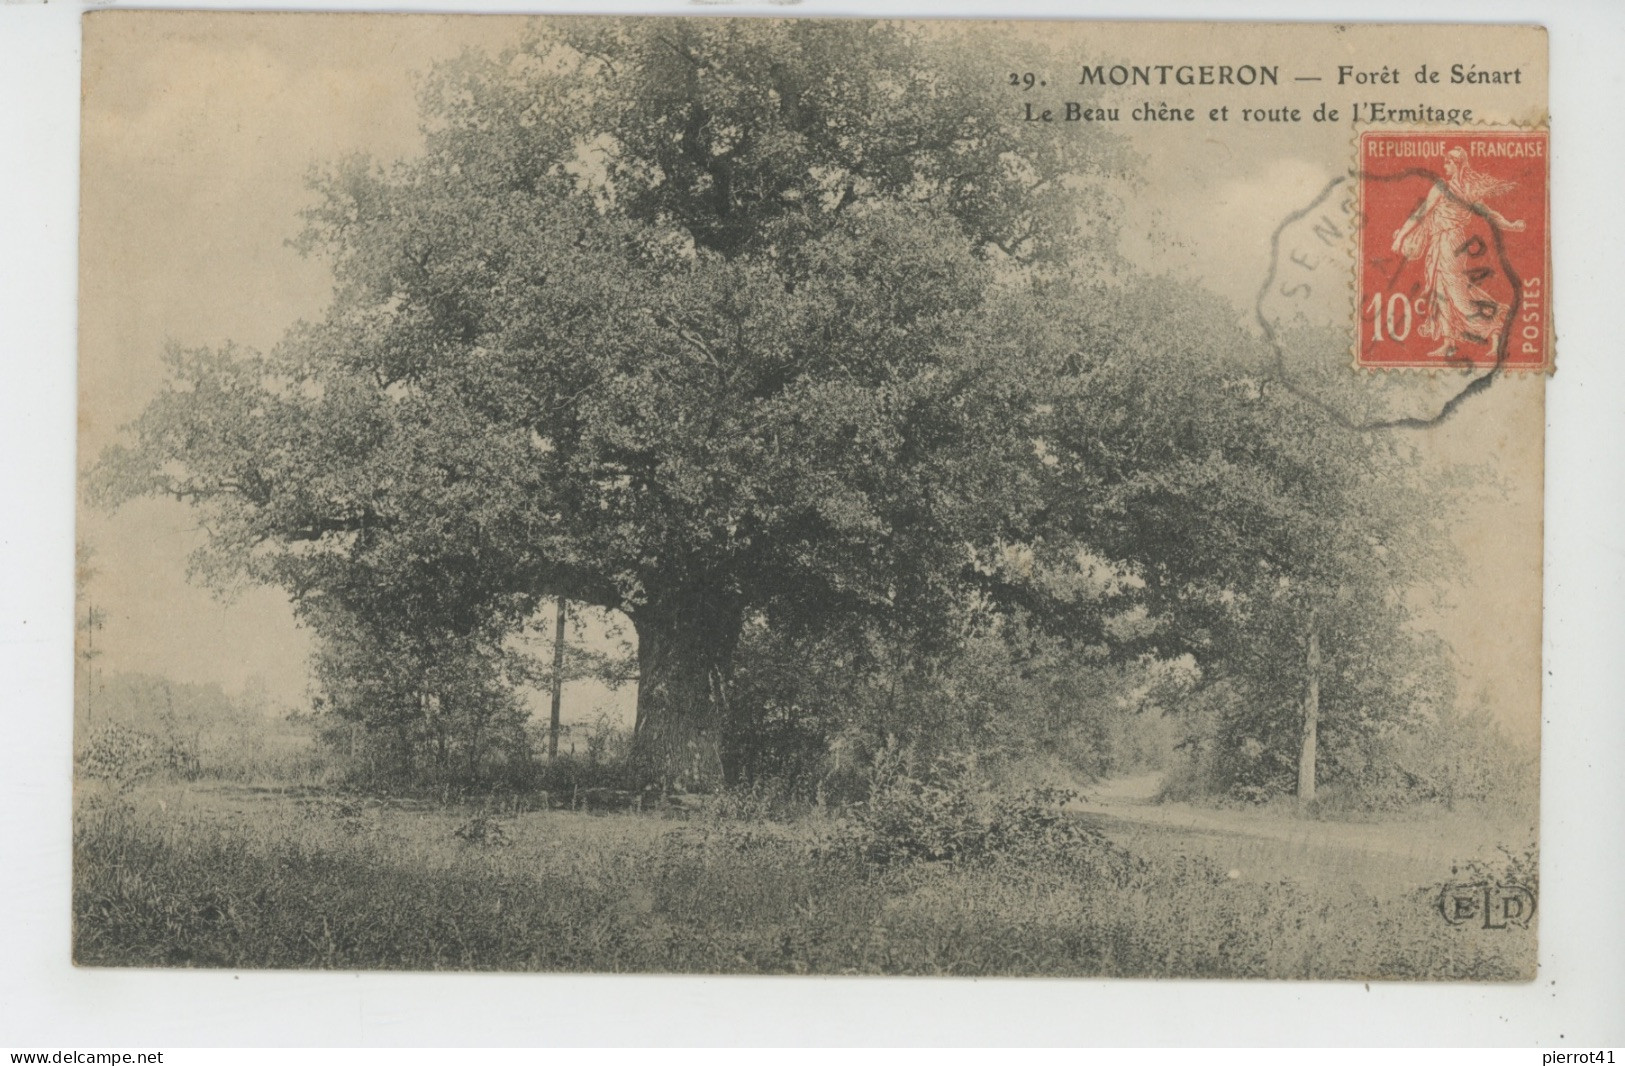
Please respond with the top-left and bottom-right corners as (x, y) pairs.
(85, 599), (93, 726)
(549, 597), (567, 761)
(1298, 614), (1320, 803)
(82, 599), (98, 726)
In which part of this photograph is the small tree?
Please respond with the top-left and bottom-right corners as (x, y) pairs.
(75, 542), (107, 726)
(311, 605), (535, 790)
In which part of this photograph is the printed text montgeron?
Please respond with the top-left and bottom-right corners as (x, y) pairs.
(1079, 64), (1279, 87)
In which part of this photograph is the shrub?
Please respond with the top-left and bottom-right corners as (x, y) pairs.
(845, 772), (984, 865)
(78, 721), (194, 786)
(452, 813), (514, 848)
(705, 779), (808, 823)
(838, 757), (1135, 878)
(527, 753), (640, 799)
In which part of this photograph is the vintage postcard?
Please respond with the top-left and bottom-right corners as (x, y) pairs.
(76, 13), (1547, 979)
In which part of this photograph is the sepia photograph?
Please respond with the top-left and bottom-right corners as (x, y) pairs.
(71, 12), (1551, 982)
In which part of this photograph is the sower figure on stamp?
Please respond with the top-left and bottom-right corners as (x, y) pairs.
(1391, 146), (1526, 359)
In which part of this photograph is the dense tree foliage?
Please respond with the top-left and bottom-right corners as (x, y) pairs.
(726, 291), (1464, 801)
(95, 18), (1463, 795)
(1032, 296), (1465, 798)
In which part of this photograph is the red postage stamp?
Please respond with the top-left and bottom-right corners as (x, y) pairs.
(1357, 129), (1550, 371)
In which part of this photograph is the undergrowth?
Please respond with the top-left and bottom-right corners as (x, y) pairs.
(73, 785), (1534, 979)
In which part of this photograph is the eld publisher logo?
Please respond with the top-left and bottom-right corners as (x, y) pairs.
(1436, 879), (1537, 929)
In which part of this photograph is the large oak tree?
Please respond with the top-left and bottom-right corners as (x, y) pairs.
(97, 20), (1133, 788)
(95, 19), (1459, 794)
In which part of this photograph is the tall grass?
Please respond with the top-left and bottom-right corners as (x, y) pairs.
(73, 787), (1534, 979)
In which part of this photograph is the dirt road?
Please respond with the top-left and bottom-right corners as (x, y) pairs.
(1072, 771), (1536, 890)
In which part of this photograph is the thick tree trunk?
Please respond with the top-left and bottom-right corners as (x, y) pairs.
(629, 595), (741, 792)
(1298, 620), (1320, 803)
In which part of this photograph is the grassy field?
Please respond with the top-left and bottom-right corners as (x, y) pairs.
(72, 778), (1537, 979)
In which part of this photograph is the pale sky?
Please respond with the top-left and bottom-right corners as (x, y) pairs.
(78, 14), (1545, 738)
(76, 14), (647, 724)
